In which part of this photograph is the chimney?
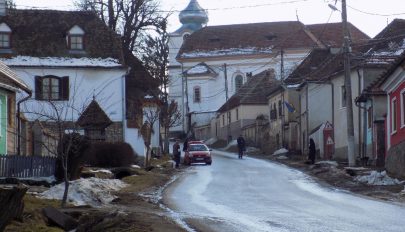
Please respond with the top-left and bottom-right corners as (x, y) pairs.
(0, 0), (6, 16)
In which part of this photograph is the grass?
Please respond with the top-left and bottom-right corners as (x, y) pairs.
(5, 195), (62, 232)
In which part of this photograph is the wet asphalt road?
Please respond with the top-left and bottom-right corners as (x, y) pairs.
(164, 150), (405, 232)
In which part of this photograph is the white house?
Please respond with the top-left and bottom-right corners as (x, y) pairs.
(0, 8), (149, 156)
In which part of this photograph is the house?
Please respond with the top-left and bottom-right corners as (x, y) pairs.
(377, 52), (405, 177)
(267, 82), (300, 152)
(0, 61), (31, 155)
(215, 69), (279, 142)
(0, 7), (149, 156)
(168, 0), (370, 140)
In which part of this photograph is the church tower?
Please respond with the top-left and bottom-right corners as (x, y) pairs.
(168, 0), (208, 134)
(168, 0), (208, 67)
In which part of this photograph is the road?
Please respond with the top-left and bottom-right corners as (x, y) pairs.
(164, 150), (405, 232)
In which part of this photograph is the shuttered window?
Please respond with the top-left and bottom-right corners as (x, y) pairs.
(35, 76), (69, 101)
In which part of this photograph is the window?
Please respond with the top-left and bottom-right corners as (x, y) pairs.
(367, 107), (372, 129)
(401, 89), (405, 128)
(227, 112), (231, 123)
(70, 35), (83, 50)
(391, 97), (397, 133)
(236, 108), (239, 121)
(235, 75), (243, 91)
(35, 76), (69, 101)
(222, 114), (225, 126)
(67, 25), (85, 51)
(193, 86), (201, 103)
(0, 33), (10, 48)
(0, 23), (11, 49)
(278, 100), (282, 117)
(341, 86), (346, 108)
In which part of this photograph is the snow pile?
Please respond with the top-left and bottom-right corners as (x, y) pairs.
(204, 137), (217, 146)
(355, 171), (403, 186)
(246, 146), (260, 153)
(88, 169), (112, 174)
(131, 164), (141, 169)
(316, 161), (338, 167)
(223, 139), (237, 150)
(39, 177), (128, 207)
(272, 148), (288, 156)
(1, 56), (123, 67)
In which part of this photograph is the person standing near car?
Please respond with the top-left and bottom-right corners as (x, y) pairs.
(237, 134), (246, 159)
(173, 139), (181, 168)
(308, 138), (316, 164)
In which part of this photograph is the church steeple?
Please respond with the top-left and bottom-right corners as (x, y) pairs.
(175, 0), (208, 34)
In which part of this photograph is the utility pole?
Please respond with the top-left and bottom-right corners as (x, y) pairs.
(280, 49), (285, 148)
(342, 0), (356, 166)
(224, 63), (231, 143)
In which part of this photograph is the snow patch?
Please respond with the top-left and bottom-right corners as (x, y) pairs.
(186, 64), (208, 75)
(276, 155), (288, 160)
(39, 177), (127, 207)
(181, 47), (273, 58)
(354, 171), (403, 186)
(223, 139), (237, 150)
(316, 161), (338, 167)
(204, 137), (217, 146)
(18, 175), (56, 184)
(1, 56), (123, 67)
(88, 169), (112, 174)
(272, 148), (288, 156)
(131, 165), (141, 169)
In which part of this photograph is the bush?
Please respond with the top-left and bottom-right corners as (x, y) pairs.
(84, 142), (138, 168)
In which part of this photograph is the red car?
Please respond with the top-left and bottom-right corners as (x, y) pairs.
(184, 141), (212, 165)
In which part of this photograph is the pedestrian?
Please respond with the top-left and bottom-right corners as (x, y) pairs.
(308, 138), (316, 164)
(237, 134), (246, 159)
(173, 139), (181, 168)
(183, 137), (189, 153)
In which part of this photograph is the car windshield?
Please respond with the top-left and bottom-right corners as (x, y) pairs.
(189, 144), (208, 151)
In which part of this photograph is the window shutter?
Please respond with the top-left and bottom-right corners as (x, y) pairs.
(60, 76), (69, 100)
(35, 76), (42, 100)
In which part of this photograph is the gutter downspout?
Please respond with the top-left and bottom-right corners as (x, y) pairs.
(17, 92), (32, 156)
(356, 69), (368, 159)
(306, 84), (309, 154)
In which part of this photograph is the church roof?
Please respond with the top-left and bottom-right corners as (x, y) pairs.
(177, 21), (369, 59)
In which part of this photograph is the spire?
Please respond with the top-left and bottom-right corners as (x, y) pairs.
(175, 0), (208, 34)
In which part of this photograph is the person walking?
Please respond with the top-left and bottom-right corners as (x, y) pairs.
(237, 134), (246, 159)
(308, 138), (316, 164)
(173, 139), (181, 168)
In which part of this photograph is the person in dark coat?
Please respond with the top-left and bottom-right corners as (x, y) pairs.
(237, 135), (246, 159)
(308, 138), (316, 164)
(183, 137), (189, 153)
(173, 139), (181, 168)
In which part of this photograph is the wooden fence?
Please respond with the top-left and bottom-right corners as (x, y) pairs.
(0, 155), (56, 178)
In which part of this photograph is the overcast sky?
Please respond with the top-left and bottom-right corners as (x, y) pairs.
(13, 0), (405, 37)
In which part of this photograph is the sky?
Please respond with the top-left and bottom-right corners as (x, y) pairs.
(13, 0), (405, 37)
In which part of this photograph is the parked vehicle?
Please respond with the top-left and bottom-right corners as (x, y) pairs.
(184, 141), (212, 165)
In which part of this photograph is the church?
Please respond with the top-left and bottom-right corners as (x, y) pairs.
(168, 0), (367, 139)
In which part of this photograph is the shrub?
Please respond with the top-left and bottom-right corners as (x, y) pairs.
(84, 142), (138, 168)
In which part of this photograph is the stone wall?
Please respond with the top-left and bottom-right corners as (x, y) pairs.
(385, 140), (405, 178)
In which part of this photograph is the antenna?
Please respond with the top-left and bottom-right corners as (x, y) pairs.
(296, 9), (300, 21)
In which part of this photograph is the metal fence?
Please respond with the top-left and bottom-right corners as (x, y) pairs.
(0, 155), (56, 178)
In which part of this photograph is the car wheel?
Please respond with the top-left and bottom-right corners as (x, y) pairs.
(206, 162), (212, 165)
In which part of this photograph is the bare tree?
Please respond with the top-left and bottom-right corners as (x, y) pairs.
(160, 100), (182, 154)
(74, 0), (167, 56)
(138, 105), (160, 167)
